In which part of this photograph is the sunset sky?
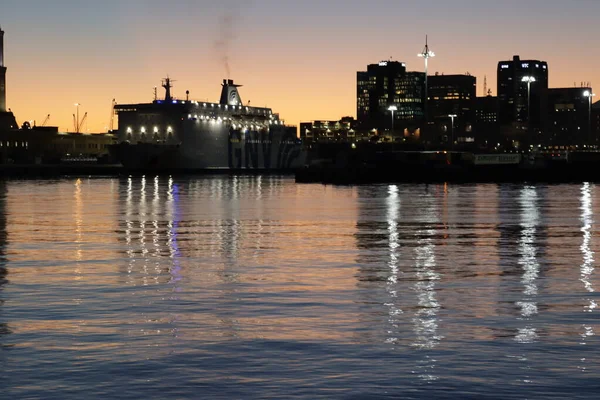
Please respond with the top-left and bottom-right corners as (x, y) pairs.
(1, 0), (599, 133)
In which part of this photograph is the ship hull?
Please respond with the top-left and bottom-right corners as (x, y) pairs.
(112, 126), (306, 171)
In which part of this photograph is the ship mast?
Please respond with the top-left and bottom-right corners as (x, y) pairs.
(162, 77), (173, 102)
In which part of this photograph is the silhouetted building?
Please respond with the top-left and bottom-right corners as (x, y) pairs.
(357, 61), (425, 136)
(474, 94), (500, 146)
(474, 95), (498, 124)
(0, 128), (116, 164)
(428, 73), (476, 144)
(300, 117), (358, 144)
(592, 100), (600, 145)
(547, 87), (593, 145)
(497, 55), (548, 139)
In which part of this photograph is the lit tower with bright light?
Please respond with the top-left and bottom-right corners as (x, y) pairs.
(418, 35), (435, 123)
(388, 105), (397, 137)
(448, 114), (457, 149)
(522, 76), (536, 124)
(0, 25), (6, 112)
(584, 90), (596, 144)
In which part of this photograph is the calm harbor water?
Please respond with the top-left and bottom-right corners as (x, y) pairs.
(0, 176), (598, 399)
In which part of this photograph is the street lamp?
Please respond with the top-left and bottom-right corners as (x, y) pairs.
(388, 105), (397, 139)
(448, 114), (457, 149)
(521, 76), (536, 125)
(584, 90), (596, 145)
(418, 35), (435, 123)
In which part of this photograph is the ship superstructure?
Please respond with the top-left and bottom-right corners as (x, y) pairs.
(114, 79), (304, 170)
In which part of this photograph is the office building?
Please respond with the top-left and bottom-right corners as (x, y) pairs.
(592, 100), (600, 145)
(497, 55), (548, 136)
(473, 94), (500, 146)
(547, 87), (593, 145)
(357, 61), (425, 135)
(428, 73), (476, 143)
(300, 117), (358, 144)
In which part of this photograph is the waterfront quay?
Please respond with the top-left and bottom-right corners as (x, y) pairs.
(295, 146), (600, 184)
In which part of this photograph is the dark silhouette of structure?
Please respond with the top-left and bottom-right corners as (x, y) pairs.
(300, 117), (358, 144)
(497, 55), (548, 142)
(357, 61), (425, 137)
(0, 25), (6, 113)
(428, 73), (476, 144)
(547, 87), (593, 145)
(0, 26), (17, 130)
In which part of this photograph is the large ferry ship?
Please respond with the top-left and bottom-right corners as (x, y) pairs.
(112, 78), (305, 170)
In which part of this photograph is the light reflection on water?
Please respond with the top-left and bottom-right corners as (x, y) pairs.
(0, 177), (598, 399)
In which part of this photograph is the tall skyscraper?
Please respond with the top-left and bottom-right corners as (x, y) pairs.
(357, 61), (425, 134)
(497, 55), (548, 134)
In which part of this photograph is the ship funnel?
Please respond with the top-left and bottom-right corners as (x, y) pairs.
(219, 79), (243, 106)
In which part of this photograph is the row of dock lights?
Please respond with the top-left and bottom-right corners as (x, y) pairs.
(126, 126), (173, 134)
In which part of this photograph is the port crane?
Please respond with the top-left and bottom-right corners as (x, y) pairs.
(40, 114), (50, 127)
(73, 112), (88, 133)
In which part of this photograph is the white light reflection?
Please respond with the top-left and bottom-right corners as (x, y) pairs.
(515, 186), (539, 344)
(579, 183), (595, 355)
(73, 178), (83, 278)
(139, 176), (149, 286)
(411, 192), (441, 382)
(166, 176), (182, 285)
(413, 230), (441, 349)
(125, 177), (134, 282)
(384, 185), (403, 344)
(253, 176), (264, 259)
(580, 183), (595, 295)
(151, 176), (161, 283)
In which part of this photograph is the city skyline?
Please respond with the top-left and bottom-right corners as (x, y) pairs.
(1, 0), (599, 133)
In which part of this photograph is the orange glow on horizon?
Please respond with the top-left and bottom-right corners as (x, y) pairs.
(2, 2), (598, 134)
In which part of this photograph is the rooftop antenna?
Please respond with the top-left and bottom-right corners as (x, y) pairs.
(418, 35), (435, 123)
(153, 86), (157, 101)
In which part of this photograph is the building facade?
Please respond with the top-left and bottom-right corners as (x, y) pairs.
(547, 87), (593, 145)
(497, 55), (548, 139)
(473, 95), (500, 146)
(300, 117), (358, 144)
(592, 100), (600, 146)
(428, 73), (476, 144)
(357, 61), (425, 136)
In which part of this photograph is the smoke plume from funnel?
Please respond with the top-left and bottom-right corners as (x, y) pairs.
(214, 13), (237, 79)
